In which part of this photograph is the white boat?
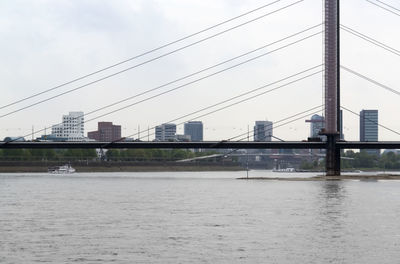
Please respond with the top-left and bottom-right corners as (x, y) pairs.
(272, 167), (296, 172)
(48, 164), (76, 174)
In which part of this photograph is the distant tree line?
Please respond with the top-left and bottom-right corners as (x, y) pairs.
(342, 150), (400, 170)
(105, 149), (216, 161)
(0, 149), (97, 161)
(5, 148), (397, 169)
(300, 150), (400, 170)
(0, 148), (216, 162)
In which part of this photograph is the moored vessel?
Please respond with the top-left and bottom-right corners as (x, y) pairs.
(48, 164), (76, 174)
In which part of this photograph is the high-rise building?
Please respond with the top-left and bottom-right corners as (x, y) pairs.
(155, 123), (176, 141)
(51, 111), (84, 141)
(360, 109), (379, 155)
(184, 121), (203, 141)
(253, 121), (273, 141)
(307, 114), (325, 139)
(306, 112), (343, 141)
(88, 122), (121, 141)
(305, 114), (326, 155)
(339, 110), (344, 140)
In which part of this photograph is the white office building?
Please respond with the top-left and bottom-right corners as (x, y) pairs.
(51, 111), (85, 141)
(155, 123), (176, 141)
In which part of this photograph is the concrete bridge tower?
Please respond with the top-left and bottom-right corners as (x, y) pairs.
(323, 0), (341, 176)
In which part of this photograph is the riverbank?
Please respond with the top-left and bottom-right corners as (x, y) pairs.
(238, 174), (400, 181)
(0, 164), (244, 173)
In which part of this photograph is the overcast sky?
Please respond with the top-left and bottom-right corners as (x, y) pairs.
(0, 0), (399, 141)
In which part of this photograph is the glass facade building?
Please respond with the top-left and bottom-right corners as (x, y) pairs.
(184, 121), (203, 141)
(360, 109), (379, 155)
(253, 121), (273, 142)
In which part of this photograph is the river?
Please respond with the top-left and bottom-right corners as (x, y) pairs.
(1, 171), (400, 263)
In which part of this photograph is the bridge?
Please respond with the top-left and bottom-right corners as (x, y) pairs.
(1, 141), (400, 150)
(1, 0), (400, 176)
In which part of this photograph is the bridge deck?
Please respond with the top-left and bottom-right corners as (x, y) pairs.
(1, 141), (400, 149)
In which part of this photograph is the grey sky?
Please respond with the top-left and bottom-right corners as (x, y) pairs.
(0, 0), (399, 141)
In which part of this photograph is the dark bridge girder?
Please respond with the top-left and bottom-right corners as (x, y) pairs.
(1, 141), (400, 149)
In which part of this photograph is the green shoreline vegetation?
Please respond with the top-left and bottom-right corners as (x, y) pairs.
(0, 165), (244, 173)
(0, 148), (217, 162)
(0, 148), (243, 172)
(299, 150), (400, 171)
(1, 149), (400, 173)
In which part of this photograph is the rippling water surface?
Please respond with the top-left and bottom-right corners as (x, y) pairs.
(1, 171), (400, 263)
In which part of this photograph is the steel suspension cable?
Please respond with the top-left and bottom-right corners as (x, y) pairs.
(235, 109), (324, 142)
(81, 30), (322, 126)
(341, 66), (400, 96)
(0, 0), (304, 110)
(365, 0), (400, 17)
(202, 106), (324, 155)
(176, 106), (323, 160)
(126, 68), (323, 143)
(53, 33), (323, 133)
(229, 106), (323, 141)
(29, 25), (323, 121)
(341, 106), (400, 137)
(133, 105), (322, 145)
(341, 66), (400, 137)
(0, 29), (322, 121)
(341, 25), (400, 56)
(374, 0), (400, 12)
(2, 65), (322, 145)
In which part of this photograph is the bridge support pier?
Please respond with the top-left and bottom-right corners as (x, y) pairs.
(326, 134), (340, 176)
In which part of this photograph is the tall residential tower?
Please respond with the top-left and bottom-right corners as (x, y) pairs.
(360, 109), (379, 155)
(253, 121), (273, 141)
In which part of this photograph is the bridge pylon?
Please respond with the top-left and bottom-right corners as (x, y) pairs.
(322, 0), (341, 176)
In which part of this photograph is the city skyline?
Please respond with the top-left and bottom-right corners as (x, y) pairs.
(0, 0), (399, 141)
(27, 109), (379, 143)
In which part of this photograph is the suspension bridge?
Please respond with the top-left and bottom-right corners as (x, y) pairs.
(1, 0), (400, 176)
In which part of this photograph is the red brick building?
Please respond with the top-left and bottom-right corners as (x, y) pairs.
(88, 122), (121, 141)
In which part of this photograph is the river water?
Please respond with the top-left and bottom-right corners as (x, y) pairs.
(1, 171), (400, 263)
